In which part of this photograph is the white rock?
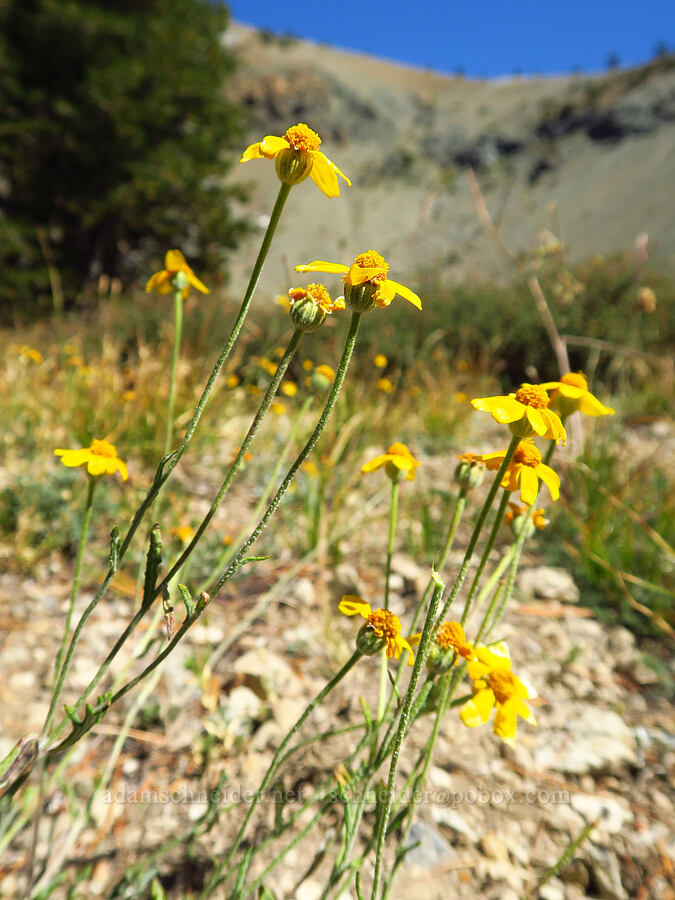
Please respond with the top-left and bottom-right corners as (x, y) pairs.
(518, 566), (580, 602)
(571, 793), (633, 834)
(533, 707), (636, 774)
(429, 805), (478, 842)
(232, 648), (303, 697)
(292, 577), (315, 606)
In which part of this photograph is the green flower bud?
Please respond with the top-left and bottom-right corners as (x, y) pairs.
(289, 294), (327, 332)
(275, 148), (313, 187)
(454, 455), (486, 490)
(355, 622), (387, 657)
(344, 281), (377, 313)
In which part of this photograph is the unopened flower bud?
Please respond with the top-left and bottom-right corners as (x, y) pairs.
(275, 148), (313, 187)
(289, 294), (326, 332)
(344, 281), (378, 313)
(454, 453), (486, 490)
(171, 270), (189, 293)
(355, 622), (387, 657)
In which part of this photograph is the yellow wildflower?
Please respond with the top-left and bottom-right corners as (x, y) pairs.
(377, 377), (394, 394)
(227, 374), (241, 388)
(171, 526), (195, 543)
(374, 353), (388, 368)
(362, 442), (420, 482)
(239, 123), (350, 198)
(258, 357), (278, 376)
(338, 596), (414, 665)
(540, 372), (614, 418)
(275, 293), (292, 313)
(12, 345), (43, 364)
(479, 439), (560, 505)
(54, 438), (128, 481)
(303, 360), (315, 371)
(637, 286), (656, 313)
(145, 249), (209, 300)
(288, 283), (344, 315)
(281, 381), (298, 397)
(471, 384), (566, 444)
(288, 283), (344, 332)
(410, 621), (475, 667)
(505, 502), (549, 530)
(315, 364), (335, 380)
(295, 250), (421, 312)
(271, 401), (286, 415)
(459, 644), (536, 745)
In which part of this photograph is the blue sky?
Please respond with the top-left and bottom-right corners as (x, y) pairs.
(227, 0), (673, 77)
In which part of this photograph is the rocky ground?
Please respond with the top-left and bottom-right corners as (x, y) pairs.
(1, 469), (673, 899)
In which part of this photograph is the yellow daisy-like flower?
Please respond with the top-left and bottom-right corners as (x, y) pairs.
(505, 502), (549, 530)
(239, 123), (350, 198)
(338, 596), (414, 665)
(479, 439), (560, 506)
(377, 377), (394, 394)
(295, 250), (421, 312)
(288, 283), (345, 315)
(362, 442), (421, 482)
(459, 644), (536, 745)
(54, 438), (128, 481)
(171, 525), (195, 543)
(374, 353), (388, 368)
(410, 621), (475, 664)
(540, 372), (614, 418)
(145, 249), (209, 300)
(471, 384), (566, 444)
(281, 381), (298, 397)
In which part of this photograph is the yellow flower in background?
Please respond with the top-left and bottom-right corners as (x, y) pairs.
(505, 502), (549, 530)
(302, 360), (315, 371)
(471, 384), (566, 444)
(54, 438), (128, 481)
(338, 596), (414, 665)
(281, 381), (298, 397)
(274, 293), (292, 313)
(459, 644), (536, 745)
(226, 374), (241, 388)
(288, 283), (344, 315)
(479, 439), (560, 505)
(540, 372), (614, 418)
(376, 377), (394, 393)
(410, 621), (475, 664)
(257, 357), (278, 376)
(295, 250), (422, 311)
(171, 525), (195, 543)
(315, 364), (335, 380)
(239, 123), (351, 198)
(374, 353), (388, 368)
(362, 442), (421, 482)
(145, 249), (209, 300)
(271, 401), (287, 415)
(12, 344), (43, 364)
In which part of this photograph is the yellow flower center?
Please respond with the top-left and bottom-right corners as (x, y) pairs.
(515, 384), (549, 409)
(284, 123), (321, 153)
(89, 439), (117, 458)
(560, 371), (588, 390)
(487, 669), (518, 704)
(513, 440), (542, 468)
(435, 621), (472, 657)
(353, 250), (388, 274)
(368, 609), (401, 642)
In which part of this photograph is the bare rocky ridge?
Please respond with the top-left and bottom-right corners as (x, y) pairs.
(224, 25), (675, 297)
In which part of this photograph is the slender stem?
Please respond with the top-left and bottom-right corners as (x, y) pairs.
(47, 182), (292, 742)
(435, 435), (520, 625)
(384, 480), (399, 611)
(370, 572), (445, 899)
(155, 329), (303, 595)
(210, 310), (363, 595)
(460, 488), (510, 625)
(164, 291), (183, 459)
(43, 477), (96, 736)
(472, 546), (517, 643)
(204, 651), (363, 895)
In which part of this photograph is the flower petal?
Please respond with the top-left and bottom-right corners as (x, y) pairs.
(536, 463), (560, 501)
(493, 698), (519, 743)
(309, 151), (340, 198)
(540, 408), (566, 443)
(165, 249), (186, 270)
(145, 270), (171, 293)
(315, 150), (351, 186)
(525, 406), (548, 436)
(361, 454), (389, 473)
(460, 688), (495, 727)
(187, 271), (210, 295)
(519, 466), (539, 506)
(472, 396), (524, 425)
(239, 141), (264, 162)
(338, 596), (372, 619)
(578, 393), (614, 416)
(259, 135), (289, 158)
(385, 279), (422, 310)
(295, 260), (350, 275)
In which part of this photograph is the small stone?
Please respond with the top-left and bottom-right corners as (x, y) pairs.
(480, 831), (509, 863)
(518, 566), (580, 602)
(571, 793), (633, 835)
(539, 880), (566, 900)
(429, 805), (478, 842)
(403, 819), (454, 869)
(390, 554), (428, 594)
(560, 857), (590, 889)
(533, 707), (636, 774)
(292, 577), (315, 606)
(588, 846), (627, 899)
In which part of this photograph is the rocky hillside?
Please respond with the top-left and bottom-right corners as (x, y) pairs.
(224, 25), (675, 297)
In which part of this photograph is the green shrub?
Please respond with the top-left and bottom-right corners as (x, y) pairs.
(0, 0), (245, 317)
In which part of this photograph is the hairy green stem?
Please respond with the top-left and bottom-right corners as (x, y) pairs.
(435, 434), (520, 625)
(460, 488), (510, 625)
(210, 310), (363, 595)
(164, 291), (183, 459)
(370, 572), (445, 899)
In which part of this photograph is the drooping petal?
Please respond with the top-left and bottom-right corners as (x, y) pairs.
(347, 265), (388, 286)
(239, 141), (264, 162)
(114, 458), (129, 481)
(493, 698), (520, 743)
(396, 635), (415, 666)
(475, 645), (511, 670)
(338, 596), (373, 619)
(372, 280), (397, 308)
(361, 454), (389, 473)
(540, 381), (585, 399)
(309, 151), (340, 198)
(480, 451), (507, 470)
(408, 632), (422, 646)
(525, 406), (548, 437)
(536, 463), (560, 501)
(313, 150), (351, 186)
(295, 260), (350, 276)
(578, 393), (614, 416)
(540, 408), (567, 443)
(471, 395), (524, 425)
(460, 688), (495, 727)
(54, 449), (90, 467)
(385, 279), (422, 310)
(186, 271), (210, 295)
(501, 465), (522, 493)
(145, 270), (171, 293)
(519, 466), (539, 506)
(259, 135), (290, 158)
(87, 455), (109, 477)
(165, 249), (186, 270)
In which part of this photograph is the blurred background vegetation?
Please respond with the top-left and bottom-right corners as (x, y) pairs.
(0, 0), (246, 317)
